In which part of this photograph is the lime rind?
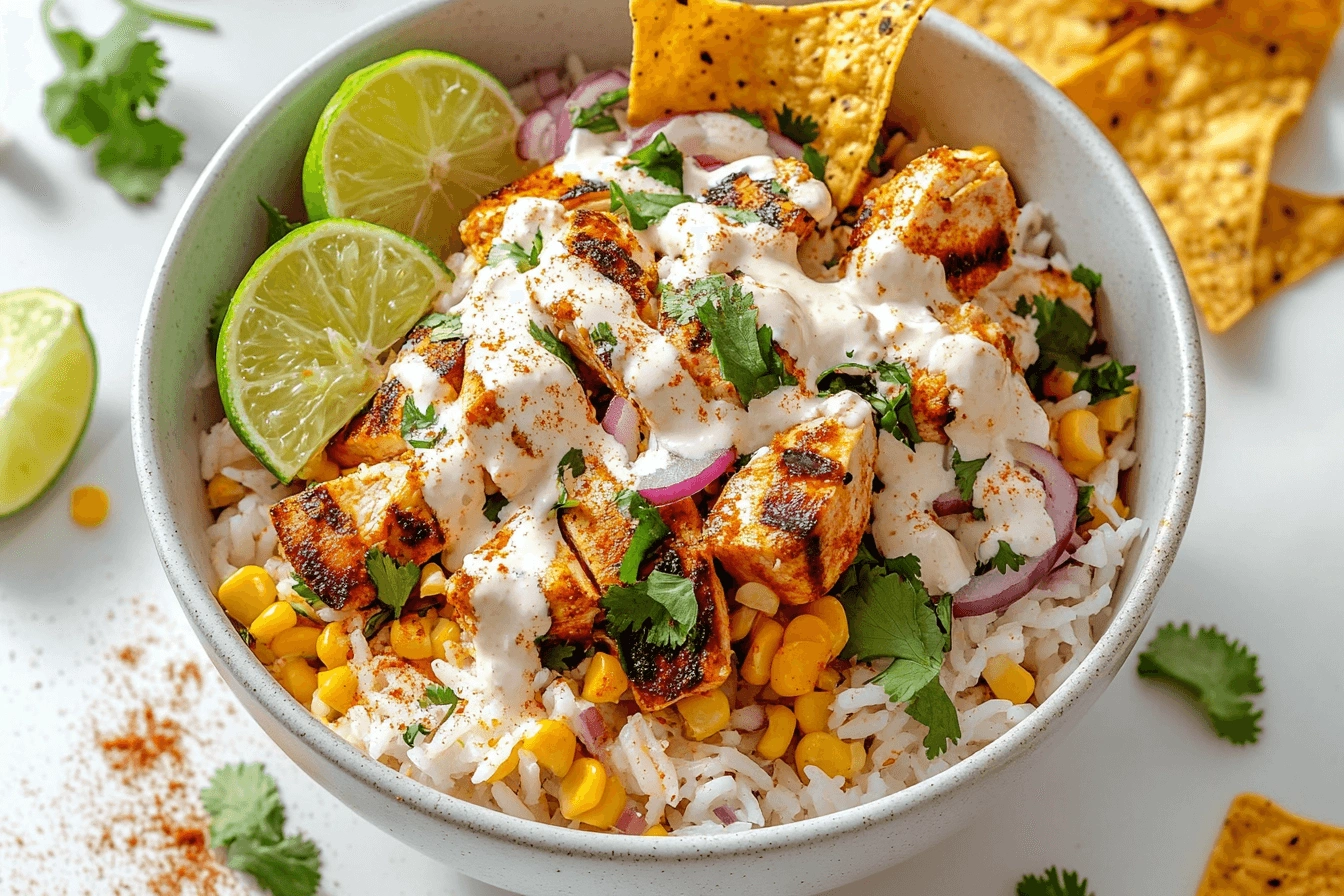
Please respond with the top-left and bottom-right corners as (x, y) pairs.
(217, 218), (452, 484)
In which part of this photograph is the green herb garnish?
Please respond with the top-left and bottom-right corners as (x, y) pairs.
(590, 321), (617, 355)
(775, 103), (820, 144)
(364, 547), (419, 619)
(1073, 360), (1136, 404)
(980, 540), (1026, 575)
(201, 763), (321, 896)
(552, 447), (586, 513)
(400, 394), (439, 449)
(614, 489), (671, 584)
(802, 144), (828, 181)
(418, 311), (463, 342)
(608, 181), (692, 230)
(571, 86), (628, 133)
(815, 360), (921, 449)
(483, 492), (510, 523)
(529, 320), (578, 375)
(1071, 264), (1102, 299)
(622, 132), (684, 190)
(1137, 623), (1263, 744)
(487, 230), (543, 272)
(422, 684), (459, 709)
(1017, 867), (1095, 896)
(600, 570), (699, 650)
(728, 106), (764, 128)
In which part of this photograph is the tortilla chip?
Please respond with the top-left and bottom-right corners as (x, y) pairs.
(1058, 21), (1313, 332)
(1133, 0), (1218, 11)
(628, 0), (935, 208)
(937, 0), (1135, 83)
(1181, 0), (1343, 80)
(1254, 185), (1344, 303)
(1196, 794), (1344, 895)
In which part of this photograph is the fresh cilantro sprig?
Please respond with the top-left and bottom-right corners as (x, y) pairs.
(1076, 484), (1095, 525)
(951, 449), (987, 505)
(601, 570), (699, 650)
(483, 492), (510, 523)
(552, 447), (586, 513)
(41, 0), (214, 202)
(258, 198), (301, 245)
(728, 106), (764, 128)
(979, 540), (1026, 575)
(402, 722), (428, 747)
(571, 86), (628, 133)
(290, 579), (325, 609)
(775, 104), (820, 144)
(622, 132), (684, 190)
(487, 230), (543, 271)
(615, 489), (671, 584)
(590, 321), (617, 357)
(363, 607), (392, 640)
(867, 134), (888, 176)
(422, 684), (459, 709)
(529, 320), (578, 375)
(1071, 264), (1102, 298)
(1017, 867), (1095, 896)
(1014, 294), (1093, 395)
(720, 207), (761, 225)
(802, 144), (828, 181)
(608, 181), (692, 230)
(1074, 360), (1136, 404)
(365, 547), (419, 619)
(537, 637), (591, 672)
(418, 311), (463, 342)
(201, 764), (321, 896)
(815, 360), (920, 448)
(400, 395), (440, 449)
(1137, 623), (1264, 744)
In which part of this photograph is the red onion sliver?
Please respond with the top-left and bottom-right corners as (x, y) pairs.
(730, 704), (766, 732)
(629, 116), (678, 150)
(544, 94), (573, 158)
(576, 706), (611, 759)
(535, 67), (562, 100)
(517, 108), (559, 164)
(637, 448), (736, 506)
(694, 154), (725, 171)
(615, 807), (647, 835)
(766, 130), (804, 160)
(601, 395), (640, 458)
(931, 489), (972, 517)
(566, 70), (631, 115)
(713, 806), (739, 825)
(951, 441), (1078, 618)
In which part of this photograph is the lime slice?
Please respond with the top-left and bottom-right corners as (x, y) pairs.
(303, 49), (532, 257)
(0, 288), (97, 517)
(217, 218), (452, 484)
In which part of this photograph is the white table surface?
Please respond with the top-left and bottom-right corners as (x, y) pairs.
(3, 1), (1343, 893)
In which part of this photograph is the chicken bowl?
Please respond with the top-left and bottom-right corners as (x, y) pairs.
(132, 1), (1203, 893)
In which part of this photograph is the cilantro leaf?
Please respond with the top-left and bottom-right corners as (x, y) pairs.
(1074, 360), (1136, 404)
(1071, 264), (1103, 299)
(483, 492), (510, 523)
(571, 86), (628, 133)
(674, 274), (796, 406)
(362, 607), (392, 640)
(867, 134), (888, 176)
(418, 311), (463, 342)
(815, 360), (920, 448)
(608, 181), (692, 230)
(775, 104), (820, 145)
(487, 230), (543, 271)
(402, 722), (428, 747)
(258, 197), (301, 246)
(201, 763), (285, 847)
(1137, 623), (1263, 745)
(123, 0), (216, 31)
(290, 579), (325, 608)
(590, 321), (617, 356)
(537, 638), (591, 672)
(622, 132), (684, 190)
(1016, 294), (1094, 393)
(365, 548), (419, 619)
(600, 570), (699, 650)
(720, 207), (761, 225)
(552, 447), (586, 513)
(951, 450), (987, 504)
(1076, 485), (1095, 525)
(400, 394), (439, 450)
(1017, 867), (1096, 896)
(422, 684), (459, 710)
(981, 540), (1026, 575)
(528, 320), (578, 375)
(906, 675), (962, 759)
(207, 288), (232, 347)
(614, 489), (671, 584)
(728, 106), (764, 128)
(224, 835), (321, 896)
(802, 144), (828, 181)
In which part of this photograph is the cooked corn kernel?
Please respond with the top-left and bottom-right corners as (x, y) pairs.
(983, 655), (1036, 705)
(430, 618), (461, 661)
(269, 624), (320, 659)
(643, 824), (668, 836)
(755, 705), (796, 760)
(729, 606), (759, 642)
(848, 741), (867, 779)
(741, 618), (785, 686)
(298, 451), (340, 483)
(794, 731), (851, 781)
(817, 667), (842, 691)
(70, 485), (109, 527)
(316, 665), (358, 715)
(559, 758), (607, 819)
(249, 600), (297, 643)
(801, 596), (849, 659)
(970, 144), (1001, 163)
(522, 719), (576, 777)
(205, 474), (246, 510)
(735, 581), (780, 616)
(252, 641), (276, 664)
(1058, 409), (1106, 477)
(770, 640), (829, 697)
(582, 652), (629, 703)
(316, 623), (351, 668)
(794, 691), (833, 735)
(486, 744), (521, 783)
(677, 689), (731, 740)
(1042, 368), (1079, 401)
(575, 772), (626, 829)
(1094, 385), (1139, 434)
(390, 615), (433, 660)
(783, 614), (832, 650)
(218, 565), (277, 627)
(275, 656), (319, 705)
(418, 562), (448, 597)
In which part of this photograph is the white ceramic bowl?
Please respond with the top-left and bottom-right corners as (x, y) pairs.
(132, 3), (1204, 893)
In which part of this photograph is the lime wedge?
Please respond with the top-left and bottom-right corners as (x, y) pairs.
(302, 49), (532, 257)
(0, 288), (97, 517)
(217, 219), (452, 484)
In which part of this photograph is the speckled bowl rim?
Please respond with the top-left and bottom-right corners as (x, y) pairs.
(132, 0), (1204, 864)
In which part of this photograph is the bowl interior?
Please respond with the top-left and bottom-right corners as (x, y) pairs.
(134, 0), (1202, 866)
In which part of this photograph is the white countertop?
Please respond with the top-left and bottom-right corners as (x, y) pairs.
(3, 1), (1343, 893)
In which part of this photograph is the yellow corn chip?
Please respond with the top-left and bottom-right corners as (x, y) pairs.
(937, 0), (1135, 83)
(1196, 794), (1344, 895)
(628, 0), (936, 208)
(1134, 0), (1218, 12)
(1255, 185), (1344, 303)
(1181, 0), (1343, 80)
(1058, 21), (1313, 332)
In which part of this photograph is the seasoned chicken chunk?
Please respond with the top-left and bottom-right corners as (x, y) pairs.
(562, 208), (659, 320)
(270, 460), (445, 610)
(702, 167), (817, 241)
(706, 413), (877, 605)
(557, 458), (640, 588)
(460, 164), (609, 265)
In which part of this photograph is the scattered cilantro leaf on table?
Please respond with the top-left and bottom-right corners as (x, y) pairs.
(488, 230), (543, 271)
(529, 320), (578, 375)
(1137, 623), (1264, 744)
(1074, 360), (1136, 404)
(418, 311), (463, 342)
(775, 104), (820, 145)
(400, 394), (439, 449)
(608, 181), (691, 230)
(728, 106), (763, 128)
(552, 447), (586, 513)
(669, 274), (795, 406)
(1017, 867), (1095, 896)
(571, 86), (628, 133)
(201, 763), (320, 896)
(802, 144), (827, 181)
(365, 547), (419, 619)
(614, 489), (671, 584)
(601, 570), (699, 650)
(622, 132), (684, 190)
(483, 492), (509, 523)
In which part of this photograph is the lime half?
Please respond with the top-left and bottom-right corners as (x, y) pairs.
(303, 49), (531, 257)
(0, 288), (97, 517)
(217, 218), (452, 484)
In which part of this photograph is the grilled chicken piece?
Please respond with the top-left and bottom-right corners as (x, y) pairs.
(908, 364), (954, 445)
(563, 209), (659, 319)
(327, 323), (467, 468)
(607, 499), (732, 712)
(849, 147), (1018, 298)
(702, 167), (817, 241)
(706, 413), (877, 605)
(460, 164), (609, 265)
(557, 458), (639, 588)
(270, 461), (445, 610)
(979, 264), (1094, 326)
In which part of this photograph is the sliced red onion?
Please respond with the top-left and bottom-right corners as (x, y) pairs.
(629, 116), (677, 150)
(713, 806), (739, 825)
(576, 706), (611, 759)
(601, 395), (639, 458)
(951, 441), (1078, 619)
(766, 131), (804, 160)
(694, 154), (725, 171)
(637, 448), (736, 505)
(730, 704), (766, 732)
(615, 807), (647, 835)
(535, 67), (562, 100)
(565, 69), (630, 116)
(517, 108), (559, 164)
(544, 94), (573, 159)
(931, 489), (972, 517)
